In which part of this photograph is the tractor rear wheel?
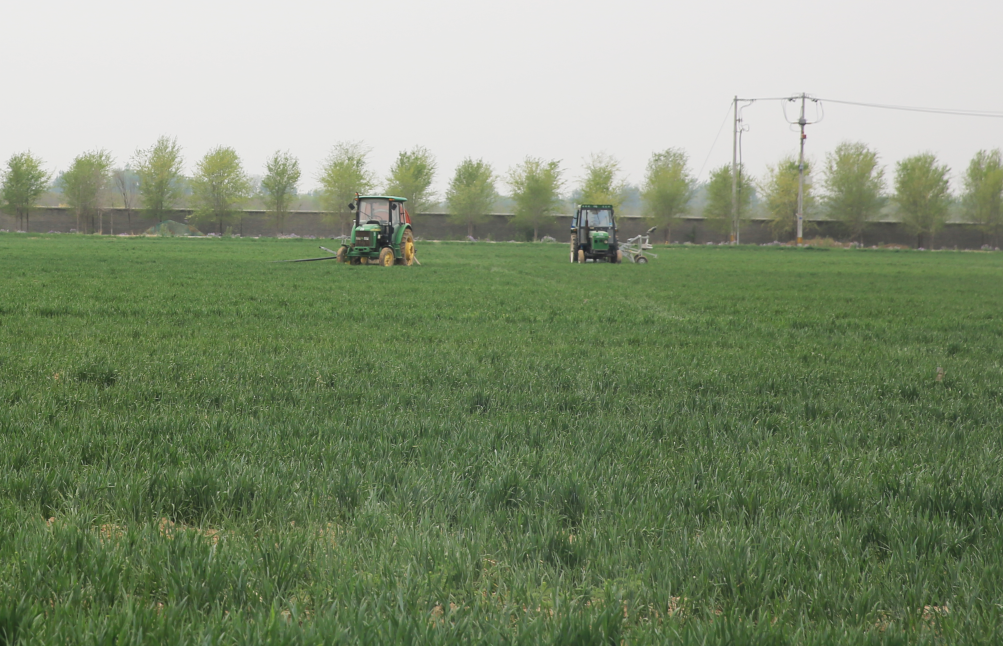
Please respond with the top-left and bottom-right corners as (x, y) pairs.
(336, 246), (348, 263)
(577, 249), (585, 264)
(398, 230), (416, 266)
(379, 247), (395, 267)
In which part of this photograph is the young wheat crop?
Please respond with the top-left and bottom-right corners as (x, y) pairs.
(1, 235), (1001, 643)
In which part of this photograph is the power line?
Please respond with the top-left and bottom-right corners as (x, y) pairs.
(815, 97), (1003, 118)
(696, 102), (734, 181)
(736, 97), (795, 102)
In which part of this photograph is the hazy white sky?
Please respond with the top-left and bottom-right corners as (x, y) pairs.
(3, 0), (1002, 197)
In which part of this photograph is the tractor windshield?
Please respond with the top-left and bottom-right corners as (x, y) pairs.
(581, 209), (613, 228)
(358, 199), (391, 224)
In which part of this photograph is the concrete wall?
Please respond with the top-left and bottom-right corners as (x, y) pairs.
(0, 207), (991, 249)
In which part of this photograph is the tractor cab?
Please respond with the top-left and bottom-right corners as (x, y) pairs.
(571, 204), (621, 263)
(337, 195), (417, 266)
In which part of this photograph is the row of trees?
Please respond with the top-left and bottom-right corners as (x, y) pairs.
(748, 145), (980, 248)
(2, 140), (1001, 245)
(680, 144), (1001, 247)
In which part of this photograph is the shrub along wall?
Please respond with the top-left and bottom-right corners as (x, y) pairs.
(0, 206), (990, 249)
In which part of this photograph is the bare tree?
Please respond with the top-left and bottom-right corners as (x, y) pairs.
(112, 168), (139, 234)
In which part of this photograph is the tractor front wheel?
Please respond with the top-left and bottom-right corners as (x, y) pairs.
(577, 249), (585, 264)
(379, 247), (395, 267)
(616, 250), (623, 264)
(336, 246), (348, 263)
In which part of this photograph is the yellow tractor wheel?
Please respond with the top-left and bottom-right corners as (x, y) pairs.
(616, 250), (623, 264)
(577, 249), (585, 264)
(359, 257), (369, 265)
(379, 247), (395, 267)
(400, 230), (416, 266)
(336, 246), (348, 263)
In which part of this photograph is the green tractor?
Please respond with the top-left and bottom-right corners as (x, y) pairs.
(335, 194), (417, 266)
(571, 204), (622, 263)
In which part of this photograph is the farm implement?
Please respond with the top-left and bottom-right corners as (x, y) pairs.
(619, 227), (658, 264)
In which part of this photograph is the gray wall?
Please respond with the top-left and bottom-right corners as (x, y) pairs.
(0, 207), (991, 249)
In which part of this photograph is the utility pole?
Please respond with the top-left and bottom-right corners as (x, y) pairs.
(731, 95), (738, 244)
(796, 93), (807, 245)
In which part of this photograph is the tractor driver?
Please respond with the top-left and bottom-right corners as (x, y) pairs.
(591, 209), (612, 228)
(358, 199), (391, 224)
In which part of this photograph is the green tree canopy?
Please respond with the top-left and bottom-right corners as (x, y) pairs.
(319, 142), (376, 236)
(446, 158), (497, 238)
(385, 146), (437, 216)
(761, 155), (813, 241)
(578, 153), (627, 212)
(61, 149), (113, 233)
(507, 157), (564, 242)
(822, 141), (886, 243)
(641, 148), (693, 242)
(133, 136), (185, 221)
(1, 151), (49, 233)
(962, 149), (1003, 246)
(894, 153), (951, 248)
(189, 146), (252, 235)
(702, 164), (752, 237)
(260, 151), (301, 235)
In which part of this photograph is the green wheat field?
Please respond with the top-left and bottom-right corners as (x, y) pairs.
(2, 234), (1002, 644)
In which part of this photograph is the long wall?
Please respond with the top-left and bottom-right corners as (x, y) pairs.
(0, 207), (990, 249)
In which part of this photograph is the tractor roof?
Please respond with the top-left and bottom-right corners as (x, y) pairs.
(358, 195), (408, 202)
(579, 204), (613, 209)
